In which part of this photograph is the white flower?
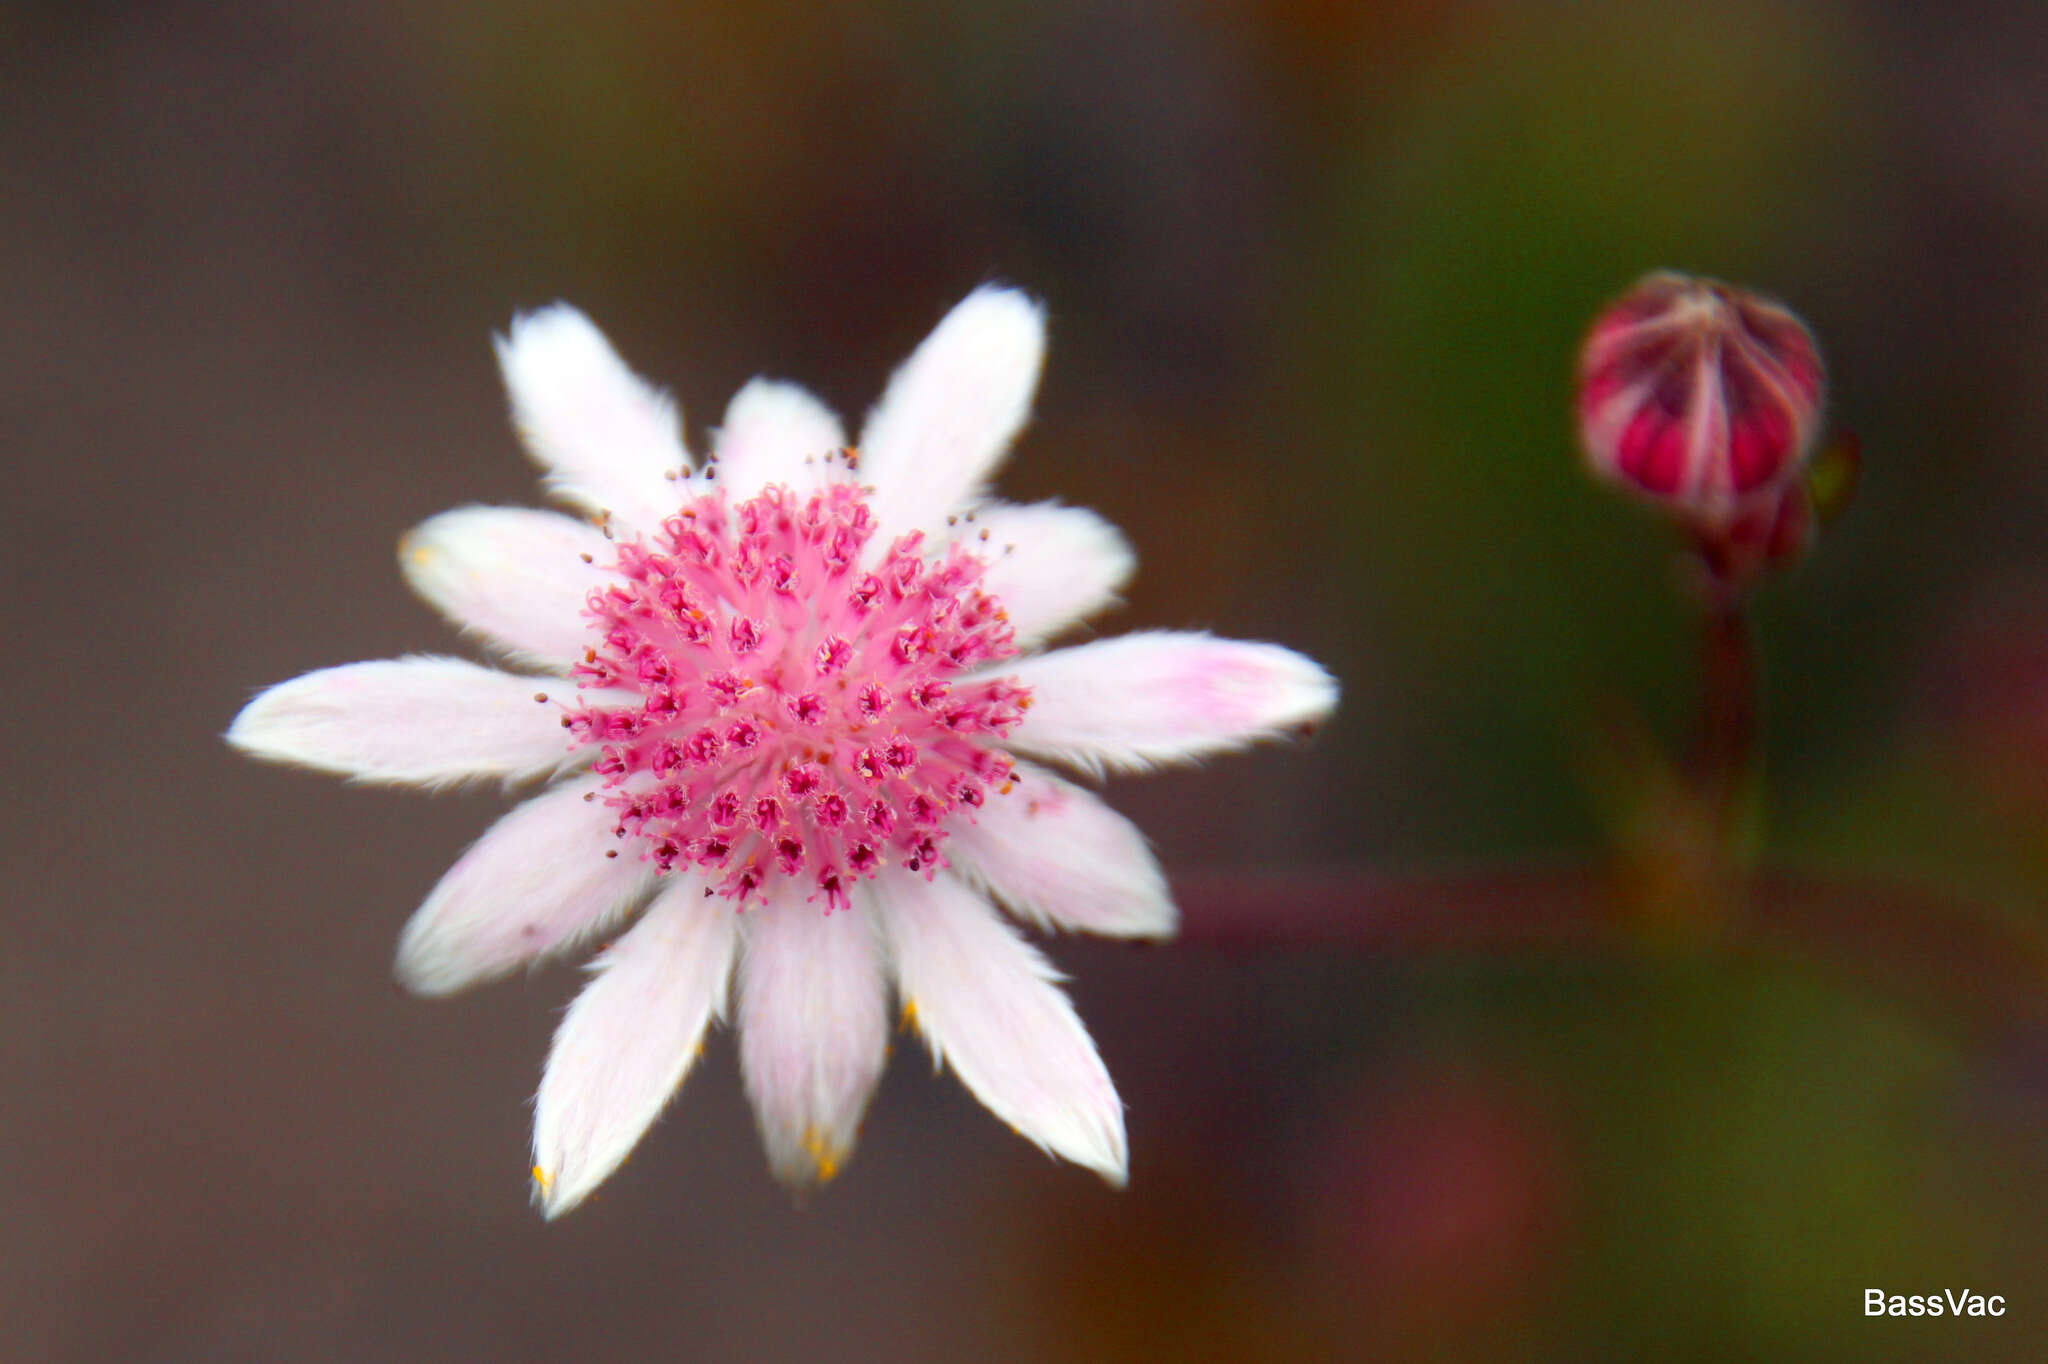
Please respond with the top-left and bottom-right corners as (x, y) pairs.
(229, 286), (1338, 1216)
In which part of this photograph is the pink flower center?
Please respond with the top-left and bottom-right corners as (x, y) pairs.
(565, 480), (1029, 911)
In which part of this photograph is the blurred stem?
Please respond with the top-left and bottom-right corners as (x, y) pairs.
(1692, 596), (1757, 857)
(1170, 865), (2048, 1040)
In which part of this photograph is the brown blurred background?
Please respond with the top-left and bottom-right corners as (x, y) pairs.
(9, 1), (2048, 1359)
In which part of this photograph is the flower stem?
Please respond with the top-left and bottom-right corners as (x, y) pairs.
(1169, 864), (2048, 1039)
(1692, 594), (1758, 856)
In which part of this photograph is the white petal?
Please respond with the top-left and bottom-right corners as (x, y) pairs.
(496, 304), (689, 535)
(1002, 631), (1339, 776)
(399, 506), (613, 668)
(712, 378), (848, 498)
(858, 287), (1046, 541)
(227, 656), (571, 788)
(531, 880), (737, 1218)
(878, 872), (1127, 1184)
(736, 893), (889, 1187)
(949, 761), (1175, 940)
(394, 774), (653, 997)
(966, 501), (1134, 646)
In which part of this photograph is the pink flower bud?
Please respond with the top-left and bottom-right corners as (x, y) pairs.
(1577, 272), (1825, 524)
(1697, 478), (1814, 584)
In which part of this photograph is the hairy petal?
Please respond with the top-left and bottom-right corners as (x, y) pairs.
(949, 761), (1175, 939)
(879, 873), (1127, 1184)
(531, 881), (737, 1218)
(712, 378), (848, 498)
(394, 774), (654, 997)
(737, 893), (889, 1187)
(859, 287), (1046, 541)
(399, 506), (613, 668)
(227, 656), (570, 788)
(966, 501), (1134, 646)
(1002, 632), (1339, 776)
(496, 304), (689, 534)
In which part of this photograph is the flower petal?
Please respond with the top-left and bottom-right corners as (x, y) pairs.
(394, 774), (653, 997)
(227, 656), (571, 788)
(858, 286), (1046, 540)
(1001, 631), (1339, 776)
(712, 378), (849, 498)
(530, 880), (737, 1218)
(399, 506), (613, 668)
(496, 304), (689, 534)
(949, 761), (1175, 939)
(965, 501), (1134, 646)
(878, 872), (1127, 1184)
(736, 893), (889, 1187)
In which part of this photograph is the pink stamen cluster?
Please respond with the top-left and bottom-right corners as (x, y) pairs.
(564, 478), (1030, 911)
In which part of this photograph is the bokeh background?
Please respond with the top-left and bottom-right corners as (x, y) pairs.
(9, 1), (2048, 1359)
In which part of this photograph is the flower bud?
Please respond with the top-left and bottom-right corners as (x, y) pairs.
(1577, 272), (1825, 524)
(1697, 477), (1813, 584)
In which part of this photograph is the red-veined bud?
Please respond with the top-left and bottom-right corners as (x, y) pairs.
(1577, 271), (1825, 525)
(1697, 478), (1813, 584)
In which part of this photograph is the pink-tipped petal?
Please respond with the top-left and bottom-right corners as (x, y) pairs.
(859, 287), (1046, 540)
(496, 305), (689, 535)
(712, 378), (849, 498)
(1001, 631), (1338, 776)
(227, 656), (571, 788)
(394, 774), (654, 997)
(399, 506), (615, 668)
(530, 880), (737, 1218)
(737, 891), (889, 1187)
(879, 873), (1128, 1185)
(967, 501), (1134, 646)
(950, 761), (1175, 939)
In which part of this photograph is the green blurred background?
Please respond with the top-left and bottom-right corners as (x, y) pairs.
(8, 1), (2048, 1359)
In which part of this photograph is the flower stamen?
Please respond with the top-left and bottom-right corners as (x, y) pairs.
(566, 481), (1027, 909)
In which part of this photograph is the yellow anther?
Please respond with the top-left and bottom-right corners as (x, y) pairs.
(801, 1126), (843, 1183)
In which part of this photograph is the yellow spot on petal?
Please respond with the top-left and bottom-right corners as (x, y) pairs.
(900, 999), (919, 1033)
(801, 1126), (843, 1183)
(531, 1165), (553, 1191)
